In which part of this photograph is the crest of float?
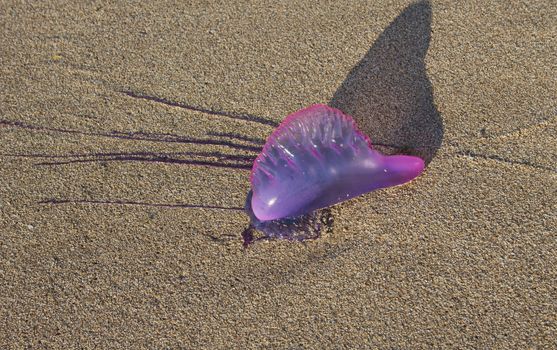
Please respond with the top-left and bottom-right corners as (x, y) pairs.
(250, 104), (424, 221)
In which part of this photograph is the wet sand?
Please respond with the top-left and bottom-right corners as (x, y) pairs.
(1, 0), (556, 348)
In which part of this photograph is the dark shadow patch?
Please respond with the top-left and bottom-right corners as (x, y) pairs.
(330, 1), (443, 164)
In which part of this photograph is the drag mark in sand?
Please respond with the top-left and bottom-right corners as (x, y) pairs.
(206, 132), (266, 145)
(39, 198), (245, 211)
(119, 89), (279, 127)
(40, 198), (244, 244)
(0, 119), (261, 152)
(0, 117), (441, 175)
(484, 109), (557, 140)
(2, 151), (254, 169)
(453, 150), (556, 173)
(2, 118), (553, 173)
(0, 151), (254, 170)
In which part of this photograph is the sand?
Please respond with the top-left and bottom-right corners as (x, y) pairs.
(1, 0), (556, 348)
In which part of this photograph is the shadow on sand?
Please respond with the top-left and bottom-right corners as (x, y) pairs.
(330, 1), (443, 164)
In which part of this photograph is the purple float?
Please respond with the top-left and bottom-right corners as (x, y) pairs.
(250, 104), (424, 221)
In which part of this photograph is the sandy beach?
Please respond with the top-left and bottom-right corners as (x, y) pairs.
(1, 0), (556, 348)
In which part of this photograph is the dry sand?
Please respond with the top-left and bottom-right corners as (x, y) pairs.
(1, 0), (556, 348)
